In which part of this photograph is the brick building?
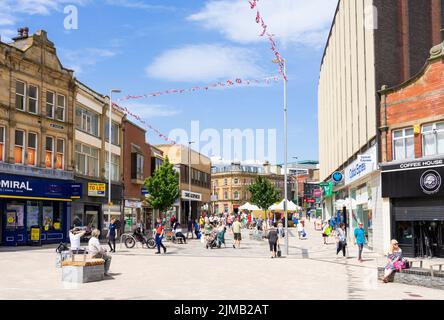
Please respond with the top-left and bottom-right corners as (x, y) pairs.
(379, 41), (444, 258)
(122, 119), (152, 232)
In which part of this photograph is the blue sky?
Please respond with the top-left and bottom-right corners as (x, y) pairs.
(0, 0), (338, 165)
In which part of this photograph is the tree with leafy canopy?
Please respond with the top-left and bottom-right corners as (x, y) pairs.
(144, 157), (180, 214)
(248, 176), (281, 218)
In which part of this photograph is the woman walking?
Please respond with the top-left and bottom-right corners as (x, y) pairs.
(268, 223), (279, 258)
(336, 223), (347, 258)
(107, 218), (117, 253)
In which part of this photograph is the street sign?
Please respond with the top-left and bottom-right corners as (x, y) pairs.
(332, 171), (343, 183)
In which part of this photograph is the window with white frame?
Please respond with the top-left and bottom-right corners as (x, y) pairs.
(14, 130), (25, 164)
(75, 143), (99, 177)
(0, 127), (4, 162)
(105, 120), (120, 145)
(56, 139), (64, 170)
(104, 153), (120, 181)
(27, 132), (37, 166)
(15, 81), (26, 111)
(75, 106), (99, 136)
(393, 128), (414, 160)
(45, 136), (54, 168)
(46, 91), (55, 118)
(422, 122), (444, 157)
(56, 95), (65, 121)
(28, 85), (38, 114)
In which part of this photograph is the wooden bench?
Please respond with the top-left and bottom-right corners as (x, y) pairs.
(62, 258), (105, 283)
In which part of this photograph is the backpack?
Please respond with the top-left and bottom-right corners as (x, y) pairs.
(56, 242), (69, 253)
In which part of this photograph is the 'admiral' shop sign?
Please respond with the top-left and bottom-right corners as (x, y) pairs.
(345, 145), (377, 185)
(381, 157), (444, 198)
(0, 174), (80, 200)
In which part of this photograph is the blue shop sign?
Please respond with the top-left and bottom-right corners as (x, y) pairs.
(0, 174), (80, 201)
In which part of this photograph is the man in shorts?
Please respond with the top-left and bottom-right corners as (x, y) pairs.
(232, 216), (242, 249)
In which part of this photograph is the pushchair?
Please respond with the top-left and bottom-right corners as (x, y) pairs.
(206, 229), (219, 249)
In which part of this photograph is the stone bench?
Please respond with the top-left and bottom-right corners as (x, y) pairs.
(62, 258), (105, 283)
(377, 266), (444, 290)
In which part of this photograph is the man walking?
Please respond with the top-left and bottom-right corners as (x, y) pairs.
(187, 217), (194, 239)
(232, 216), (242, 249)
(155, 218), (167, 254)
(354, 222), (366, 262)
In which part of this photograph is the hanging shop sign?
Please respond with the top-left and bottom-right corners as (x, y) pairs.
(381, 158), (444, 198)
(320, 181), (333, 198)
(332, 171), (344, 183)
(88, 183), (106, 197)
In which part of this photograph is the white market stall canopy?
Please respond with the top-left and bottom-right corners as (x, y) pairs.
(269, 200), (301, 211)
(239, 202), (261, 211)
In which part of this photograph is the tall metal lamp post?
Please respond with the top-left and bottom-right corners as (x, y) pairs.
(108, 89), (121, 231)
(273, 58), (288, 256)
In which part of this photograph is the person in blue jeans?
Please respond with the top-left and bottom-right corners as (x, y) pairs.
(155, 219), (166, 254)
(354, 222), (366, 262)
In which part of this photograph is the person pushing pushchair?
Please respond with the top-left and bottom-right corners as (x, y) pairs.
(216, 221), (226, 248)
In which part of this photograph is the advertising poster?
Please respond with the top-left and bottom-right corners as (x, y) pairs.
(7, 204), (24, 227)
(43, 206), (54, 230)
(27, 206), (39, 228)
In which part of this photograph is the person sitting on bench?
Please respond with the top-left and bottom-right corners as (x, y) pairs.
(173, 222), (187, 244)
(69, 227), (86, 253)
(88, 229), (112, 276)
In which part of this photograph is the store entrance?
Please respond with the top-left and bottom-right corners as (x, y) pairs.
(396, 221), (444, 258)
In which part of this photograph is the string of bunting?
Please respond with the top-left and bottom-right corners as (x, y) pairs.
(248, 0), (287, 81)
(117, 75), (279, 102)
(112, 103), (178, 145)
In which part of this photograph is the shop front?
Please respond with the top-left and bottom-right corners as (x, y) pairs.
(123, 199), (142, 233)
(180, 190), (203, 224)
(71, 177), (123, 238)
(381, 157), (444, 258)
(0, 174), (80, 246)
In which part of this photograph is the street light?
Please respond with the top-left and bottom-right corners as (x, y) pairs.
(188, 141), (195, 222)
(108, 89), (121, 231)
(273, 57), (288, 256)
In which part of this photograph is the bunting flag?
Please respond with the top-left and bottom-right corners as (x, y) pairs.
(112, 103), (178, 145)
(248, 0), (287, 81)
(117, 75), (279, 102)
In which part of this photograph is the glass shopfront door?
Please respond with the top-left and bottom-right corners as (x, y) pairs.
(2, 202), (26, 245)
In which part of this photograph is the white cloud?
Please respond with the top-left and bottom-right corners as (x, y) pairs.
(104, 0), (175, 11)
(60, 48), (118, 74)
(122, 102), (181, 118)
(146, 44), (265, 82)
(188, 0), (338, 48)
(0, 28), (16, 42)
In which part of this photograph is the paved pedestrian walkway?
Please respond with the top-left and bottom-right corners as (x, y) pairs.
(0, 222), (442, 300)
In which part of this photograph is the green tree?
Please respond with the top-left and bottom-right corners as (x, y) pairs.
(144, 157), (180, 213)
(248, 176), (280, 217)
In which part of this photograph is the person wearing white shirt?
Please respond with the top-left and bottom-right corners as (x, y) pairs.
(88, 229), (112, 275)
(69, 227), (86, 252)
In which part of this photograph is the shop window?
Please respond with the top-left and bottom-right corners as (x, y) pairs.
(71, 202), (84, 228)
(6, 202), (25, 228)
(0, 126), (4, 162)
(46, 91), (55, 118)
(422, 122), (444, 156)
(393, 128), (414, 160)
(14, 130), (25, 164)
(56, 139), (64, 170)
(45, 136), (54, 168)
(28, 85), (38, 114)
(15, 80), (26, 111)
(42, 201), (62, 231)
(27, 132), (37, 166)
(56, 94), (65, 121)
(26, 201), (40, 231)
(396, 221), (413, 245)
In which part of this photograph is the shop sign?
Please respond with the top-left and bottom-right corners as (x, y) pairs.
(320, 181), (333, 198)
(332, 171), (343, 183)
(141, 188), (149, 196)
(88, 183), (106, 197)
(49, 123), (65, 130)
(382, 162), (444, 198)
(305, 198), (316, 203)
(181, 190), (202, 201)
(0, 174), (76, 200)
(125, 200), (142, 208)
(313, 188), (322, 198)
(210, 195), (218, 202)
(345, 146), (376, 185)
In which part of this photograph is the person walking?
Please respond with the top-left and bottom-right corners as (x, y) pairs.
(354, 222), (366, 262)
(88, 229), (112, 276)
(297, 220), (304, 240)
(155, 218), (167, 254)
(107, 218), (117, 253)
(193, 219), (200, 239)
(187, 217), (194, 239)
(267, 224), (279, 258)
(322, 222), (332, 245)
(336, 223), (347, 258)
(232, 216), (242, 249)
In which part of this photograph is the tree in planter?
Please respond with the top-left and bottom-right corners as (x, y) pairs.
(144, 157), (180, 225)
(248, 176), (281, 220)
